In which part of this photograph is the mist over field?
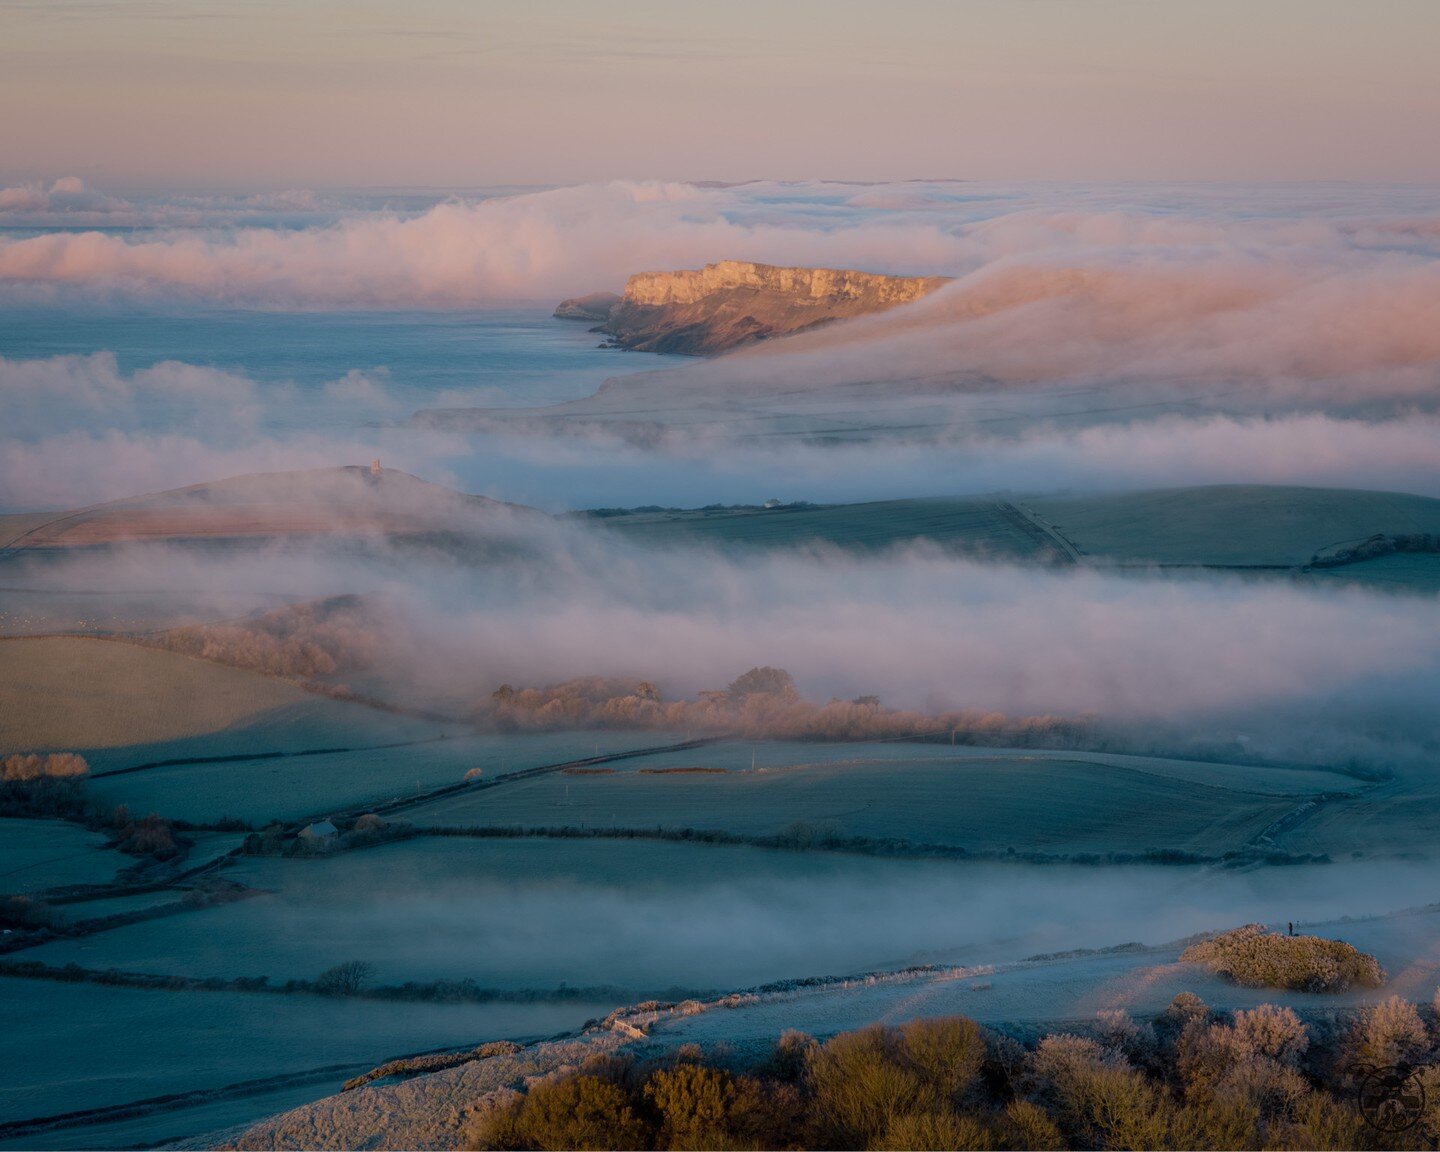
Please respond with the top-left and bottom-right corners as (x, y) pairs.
(10, 521), (1436, 774)
(8, 5), (1440, 1146)
(5, 354), (1440, 513)
(2, 180), (1439, 513)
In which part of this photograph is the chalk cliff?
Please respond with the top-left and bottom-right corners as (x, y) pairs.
(554, 260), (951, 355)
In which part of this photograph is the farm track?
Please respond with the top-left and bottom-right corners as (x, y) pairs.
(1003, 502), (1084, 562)
(1249, 785), (1381, 852)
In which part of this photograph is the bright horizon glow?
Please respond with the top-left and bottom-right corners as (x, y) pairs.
(3, 0), (1440, 191)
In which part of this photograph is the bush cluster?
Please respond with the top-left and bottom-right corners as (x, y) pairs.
(463, 994), (1440, 1150)
(0, 895), (63, 933)
(1, 752), (89, 782)
(149, 594), (380, 681)
(109, 806), (184, 860)
(1181, 924), (1386, 993)
(474, 666), (1086, 745)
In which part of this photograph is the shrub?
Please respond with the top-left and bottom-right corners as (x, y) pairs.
(1177, 1013), (1310, 1119)
(1027, 1034), (1177, 1149)
(464, 1088), (527, 1151)
(1268, 1092), (1368, 1151)
(1180, 924), (1385, 992)
(1230, 1004), (1310, 1066)
(1, 752), (88, 781)
(804, 1025), (934, 1148)
(1094, 1009), (1158, 1069)
(996, 1099), (1066, 1150)
(726, 1075), (805, 1149)
(514, 1074), (650, 1151)
(896, 1015), (987, 1106)
(120, 813), (177, 858)
(1342, 995), (1429, 1073)
(871, 1110), (994, 1151)
(645, 1063), (734, 1148)
(0, 896), (61, 932)
(1172, 1095), (1261, 1150)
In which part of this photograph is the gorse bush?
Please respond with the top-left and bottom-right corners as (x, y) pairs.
(464, 993), (1416, 1150)
(1180, 924), (1385, 992)
(1342, 995), (1429, 1073)
(644, 1063), (735, 1148)
(804, 1025), (934, 1147)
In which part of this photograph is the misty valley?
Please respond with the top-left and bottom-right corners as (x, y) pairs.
(3, 178), (1440, 1151)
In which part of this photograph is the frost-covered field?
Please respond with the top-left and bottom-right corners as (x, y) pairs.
(89, 729), (690, 825)
(406, 742), (1355, 855)
(0, 819), (121, 894)
(0, 975), (611, 1132)
(3, 167), (1440, 1150)
(1026, 486), (1440, 568)
(26, 837), (1440, 997)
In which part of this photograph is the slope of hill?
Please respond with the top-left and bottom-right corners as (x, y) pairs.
(1024, 485), (1440, 568)
(0, 467), (534, 555)
(583, 486), (1440, 584)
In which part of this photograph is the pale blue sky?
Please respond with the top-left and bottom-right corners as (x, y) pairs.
(3, 0), (1439, 189)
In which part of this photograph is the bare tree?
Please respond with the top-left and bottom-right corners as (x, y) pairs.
(316, 960), (376, 996)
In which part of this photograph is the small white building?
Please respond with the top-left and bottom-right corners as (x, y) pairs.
(298, 819), (339, 842)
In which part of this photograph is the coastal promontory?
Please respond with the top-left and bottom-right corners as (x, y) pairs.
(554, 260), (952, 355)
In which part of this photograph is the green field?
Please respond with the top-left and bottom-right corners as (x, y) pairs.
(586, 486), (1440, 589)
(588, 498), (1057, 560)
(1025, 485), (1440, 568)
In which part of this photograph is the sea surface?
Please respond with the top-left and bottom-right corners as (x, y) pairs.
(0, 302), (679, 427)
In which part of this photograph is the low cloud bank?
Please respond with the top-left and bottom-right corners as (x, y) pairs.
(21, 523), (1437, 771)
(4, 352), (1440, 513)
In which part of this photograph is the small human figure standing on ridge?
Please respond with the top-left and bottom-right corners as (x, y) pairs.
(1288, 921), (1295, 936)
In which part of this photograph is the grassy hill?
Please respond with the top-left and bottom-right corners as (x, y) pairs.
(587, 485), (1440, 586)
(1025, 485), (1440, 568)
(0, 466), (533, 555)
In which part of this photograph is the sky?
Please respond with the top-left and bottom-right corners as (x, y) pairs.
(3, 0), (1440, 190)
